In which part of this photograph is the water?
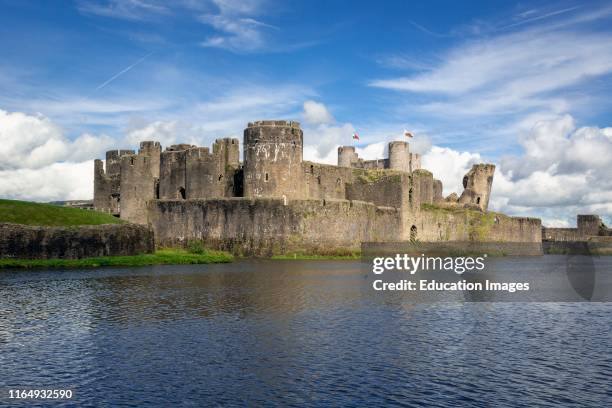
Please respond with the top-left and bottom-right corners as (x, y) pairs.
(1, 257), (611, 407)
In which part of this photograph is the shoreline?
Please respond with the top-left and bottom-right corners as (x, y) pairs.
(0, 248), (233, 270)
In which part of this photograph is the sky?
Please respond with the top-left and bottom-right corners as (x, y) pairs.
(0, 0), (611, 227)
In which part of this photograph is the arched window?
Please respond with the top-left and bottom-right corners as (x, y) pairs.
(178, 187), (186, 200)
(476, 197), (481, 204)
(265, 173), (269, 181)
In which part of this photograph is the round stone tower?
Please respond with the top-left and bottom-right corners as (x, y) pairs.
(388, 141), (410, 172)
(338, 146), (357, 167)
(243, 120), (304, 199)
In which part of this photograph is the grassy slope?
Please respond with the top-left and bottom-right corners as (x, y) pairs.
(0, 199), (122, 226)
(0, 249), (233, 269)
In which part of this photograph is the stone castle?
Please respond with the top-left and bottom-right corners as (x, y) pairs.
(94, 120), (541, 255)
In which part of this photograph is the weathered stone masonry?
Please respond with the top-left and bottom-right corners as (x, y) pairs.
(0, 223), (154, 259)
(94, 120), (542, 255)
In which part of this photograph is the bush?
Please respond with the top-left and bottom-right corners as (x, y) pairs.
(187, 240), (206, 254)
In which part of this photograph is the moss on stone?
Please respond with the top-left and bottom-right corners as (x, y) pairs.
(353, 169), (403, 183)
(412, 169), (433, 177)
(468, 211), (496, 241)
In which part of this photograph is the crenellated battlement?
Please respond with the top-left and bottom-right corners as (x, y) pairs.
(247, 120), (301, 128)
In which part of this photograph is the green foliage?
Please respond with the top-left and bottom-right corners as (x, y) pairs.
(271, 249), (361, 260)
(0, 248), (233, 269)
(187, 240), (206, 254)
(0, 199), (123, 226)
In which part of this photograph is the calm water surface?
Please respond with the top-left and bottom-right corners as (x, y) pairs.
(1, 256), (611, 407)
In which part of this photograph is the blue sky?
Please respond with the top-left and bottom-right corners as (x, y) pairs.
(1, 0), (611, 226)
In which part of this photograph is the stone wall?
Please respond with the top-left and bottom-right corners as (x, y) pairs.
(414, 208), (542, 244)
(542, 227), (584, 242)
(147, 198), (401, 256)
(303, 162), (354, 200)
(542, 215), (611, 242)
(0, 223), (154, 259)
(345, 171), (407, 209)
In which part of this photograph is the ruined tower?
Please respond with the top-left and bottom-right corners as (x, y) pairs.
(93, 149), (135, 214)
(185, 138), (240, 199)
(120, 141), (161, 224)
(577, 215), (603, 236)
(243, 120), (304, 200)
(388, 141), (410, 172)
(158, 145), (193, 200)
(338, 146), (358, 167)
(458, 164), (495, 211)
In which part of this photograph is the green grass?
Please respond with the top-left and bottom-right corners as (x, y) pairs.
(0, 248), (233, 269)
(271, 250), (361, 260)
(0, 199), (122, 226)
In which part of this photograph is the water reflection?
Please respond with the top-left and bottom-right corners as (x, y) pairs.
(0, 257), (611, 406)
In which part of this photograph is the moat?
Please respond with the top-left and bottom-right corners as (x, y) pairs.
(1, 258), (611, 406)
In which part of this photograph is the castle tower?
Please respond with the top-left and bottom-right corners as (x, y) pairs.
(458, 164), (495, 211)
(388, 141), (410, 172)
(243, 120), (303, 199)
(138, 141), (161, 178)
(577, 215), (602, 237)
(338, 146), (358, 167)
(185, 138), (239, 199)
(214, 138), (240, 168)
(93, 149), (134, 214)
(119, 141), (162, 224)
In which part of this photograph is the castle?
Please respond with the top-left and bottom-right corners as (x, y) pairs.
(94, 120), (541, 255)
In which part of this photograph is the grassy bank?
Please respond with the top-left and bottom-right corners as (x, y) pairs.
(0, 199), (122, 226)
(0, 249), (233, 269)
(271, 251), (361, 260)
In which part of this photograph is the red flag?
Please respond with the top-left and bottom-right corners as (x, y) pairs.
(403, 129), (413, 138)
(352, 132), (360, 140)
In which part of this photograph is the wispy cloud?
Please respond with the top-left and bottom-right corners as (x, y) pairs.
(76, 0), (169, 21)
(371, 6), (612, 120)
(499, 5), (582, 30)
(198, 0), (279, 52)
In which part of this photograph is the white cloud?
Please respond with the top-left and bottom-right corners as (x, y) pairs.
(421, 146), (482, 196)
(302, 100), (334, 125)
(0, 109), (115, 171)
(491, 115), (612, 224)
(0, 109), (116, 201)
(125, 120), (207, 147)
(0, 161), (93, 202)
(303, 123), (355, 161)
